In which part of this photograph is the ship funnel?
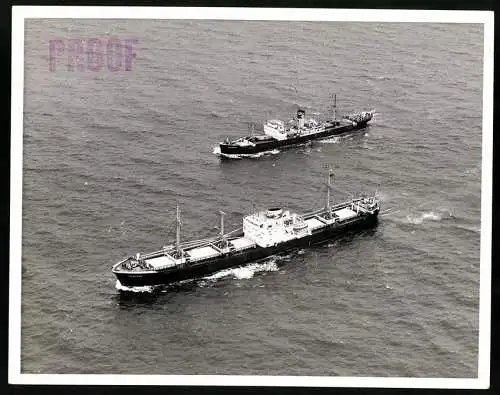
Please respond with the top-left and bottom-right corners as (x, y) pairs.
(266, 208), (283, 218)
(297, 109), (305, 128)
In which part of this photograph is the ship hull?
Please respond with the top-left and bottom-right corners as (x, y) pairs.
(114, 211), (378, 288)
(219, 121), (369, 156)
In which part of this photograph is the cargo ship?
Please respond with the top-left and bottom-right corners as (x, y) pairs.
(218, 95), (374, 157)
(112, 171), (380, 288)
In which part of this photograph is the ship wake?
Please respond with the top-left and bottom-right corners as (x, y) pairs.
(201, 259), (279, 282)
(116, 259), (281, 293)
(405, 209), (458, 225)
(406, 211), (442, 224)
(115, 280), (158, 293)
(318, 135), (350, 144)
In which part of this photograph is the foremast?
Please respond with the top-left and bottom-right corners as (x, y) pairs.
(333, 93), (337, 121)
(175, 204), (182, 257)
(326, 168), (334, 210)
(329, 93), (337, 122)
(219, 210), (227, 248)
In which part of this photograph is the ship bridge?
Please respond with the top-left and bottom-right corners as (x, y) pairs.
(242, 208), (310, 248)
(263, 120), (288, 140)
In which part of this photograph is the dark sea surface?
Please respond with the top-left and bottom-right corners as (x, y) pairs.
(21, 19), (483, 377)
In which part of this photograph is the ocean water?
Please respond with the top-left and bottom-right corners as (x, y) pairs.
(21, 19), (483, 377)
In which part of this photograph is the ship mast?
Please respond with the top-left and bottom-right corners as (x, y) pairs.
(330, 93), (337, 121)
(219, 210), (226, 239)
(176, 203), (181, 256)
(334, 93), (337, 121)
(326, 169), (334, 210)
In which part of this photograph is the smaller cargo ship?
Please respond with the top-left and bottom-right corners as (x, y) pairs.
(112, 171), (380, 289)
(218, 95), (374, 158)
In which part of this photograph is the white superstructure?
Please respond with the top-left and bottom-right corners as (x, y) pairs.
(263, 120), (288, 140)
(262, 109), (332, 141)
(243, 208), (311, 248)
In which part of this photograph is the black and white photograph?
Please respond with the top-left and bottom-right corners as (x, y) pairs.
(9, 7), (493, 389)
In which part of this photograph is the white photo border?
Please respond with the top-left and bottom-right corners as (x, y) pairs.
(9, 6), (494, 389)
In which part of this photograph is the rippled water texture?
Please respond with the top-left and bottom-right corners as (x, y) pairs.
(21, 20), (483, 377)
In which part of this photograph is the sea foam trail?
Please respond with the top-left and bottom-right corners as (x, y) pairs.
(406, 211), (442, 225)
(203, 259), (279, 281)
(115, 259), (280, 293)
(318, 136), (343, 144)
(115, 280), (156, 293)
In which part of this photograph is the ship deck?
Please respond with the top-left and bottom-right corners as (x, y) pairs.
(113, 197), (378, 274)
(122, 235), (257, 271)
(228, 120), (354, 147)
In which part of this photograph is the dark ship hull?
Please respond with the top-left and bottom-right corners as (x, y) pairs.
(219, 117), (372, 156)
(114, 209), (378, 288)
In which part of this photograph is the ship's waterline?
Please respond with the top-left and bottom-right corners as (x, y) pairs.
(219, 98), (374, 157)
(112, 173), (380, 288)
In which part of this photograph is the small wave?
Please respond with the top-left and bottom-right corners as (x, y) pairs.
(451, 223), (481, 235)
(466, 225), (480, 234)
(464, 165), (481, 176)
(370, 112), (381, 123)
(278, 252), (295, 261)
(318, 136), (343, 144)
(406, 211), (442, 225)
(247, 149), (280, 158)
(115, 280), (156, 293)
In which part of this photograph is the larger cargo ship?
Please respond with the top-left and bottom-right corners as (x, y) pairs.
(218, 95), (374, 157)
(112, 171), (380, 288)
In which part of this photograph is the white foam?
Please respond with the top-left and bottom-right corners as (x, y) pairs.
(370, 112), (381, 123)
(406, 211), (442, 225)
(203, 259), (279, 281)
(247, 149), (281, 158)
(318, 136), (343, 144)
(115, 280), (156, 293)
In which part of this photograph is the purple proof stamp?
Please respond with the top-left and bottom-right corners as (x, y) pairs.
(49, 37), (138, 72)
